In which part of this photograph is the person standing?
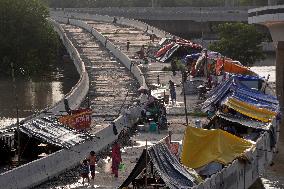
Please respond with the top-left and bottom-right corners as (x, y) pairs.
(80, 159), (90, 184)
(87, 151), (96, 180)
(169, 80), (176, 104)
(126, 40), (130, 51)
(111, 141), (122, 178)
(171, 59), (177, 76)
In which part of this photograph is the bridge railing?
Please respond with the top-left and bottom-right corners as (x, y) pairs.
(0, 18), (145, 189)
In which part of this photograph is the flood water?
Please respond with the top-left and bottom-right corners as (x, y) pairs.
(0, 61), (79, 129)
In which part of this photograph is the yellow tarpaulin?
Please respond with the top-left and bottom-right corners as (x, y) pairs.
(181, 127), (253, 169)
(224, 98), (277, 122)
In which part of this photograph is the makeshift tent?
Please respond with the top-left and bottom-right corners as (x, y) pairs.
(158, 44), (180, 62)
(155, 42), (174, 58)
(223, 97), (277, 122)
(202, 76), (278, 112)
(20, 117), (91, 148)
(156, 40), (202, 63)
(216, 111), (270, 130)
(216, 58), (256, 76)
(230, 92), (278, 112)
(181, 127), (253, 169)
(119, 142), (200, 189)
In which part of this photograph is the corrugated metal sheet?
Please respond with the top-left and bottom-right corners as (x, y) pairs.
(20, 117), (91, 148)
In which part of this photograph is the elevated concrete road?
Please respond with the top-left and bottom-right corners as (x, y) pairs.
(62, 7), (249, 22)
(61, 24), (139, 127)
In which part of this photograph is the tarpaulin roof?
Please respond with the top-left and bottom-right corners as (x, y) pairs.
(119, 142), (200, 189)
(181, 127), (253, 169)
(230, 92), (278, 112)
(158, 44), (180, 62)
(223, 97), (277, 122)
(216, 58), (256, 76)
(202, 76), (278, 112)
(156, 39), (202, 62)
(216, 111), (270, 130)
(155, 42), (174, 58)
(20, 117), (91, 148)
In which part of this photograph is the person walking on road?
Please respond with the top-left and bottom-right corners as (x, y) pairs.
(87, 151), (96, 180)
(126, 40), (130, 51)
(171, 59), (178, 76)
(80, 159), (90, 184)
(111, 141), (122, 178)
(169, 80), (176, 104)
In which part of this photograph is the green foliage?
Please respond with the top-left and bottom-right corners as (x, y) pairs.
(209, 23), (265, 66)
(0, 0), (60, 76)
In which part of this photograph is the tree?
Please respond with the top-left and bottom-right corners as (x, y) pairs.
(209, 23), (265, 66)
(0, 0), (60, 76)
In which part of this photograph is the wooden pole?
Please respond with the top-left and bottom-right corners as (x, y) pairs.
(182, 72), (189, 126)
(145, 139), (148, 188)
(11, 62), (20, 163)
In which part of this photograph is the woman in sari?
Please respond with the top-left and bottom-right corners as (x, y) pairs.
(112, 141), (122, 178)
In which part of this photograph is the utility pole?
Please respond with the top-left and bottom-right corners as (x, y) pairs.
(145, 139), (148, 187)
(182, 72), (189, 126)
(200, 8), (204, 47)
(11, 62), (20, 163)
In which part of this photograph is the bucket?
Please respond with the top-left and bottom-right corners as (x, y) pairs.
(119, 163), (126, 172)
(149, 122), (157, 132)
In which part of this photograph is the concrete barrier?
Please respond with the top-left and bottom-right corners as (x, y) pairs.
(51, 11), (173, 39)
(62, 18), (147, 88)
(0, 17), (146, 189)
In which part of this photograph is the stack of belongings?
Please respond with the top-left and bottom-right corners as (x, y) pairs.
(155, 38), (202, 63)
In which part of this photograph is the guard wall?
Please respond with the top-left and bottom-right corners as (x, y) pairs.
(0, 18), (146, 189)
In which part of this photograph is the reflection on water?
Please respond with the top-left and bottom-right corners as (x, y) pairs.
(0, 61), (79, 128)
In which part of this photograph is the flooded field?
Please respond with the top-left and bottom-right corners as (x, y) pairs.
(0, 61), (79, 128)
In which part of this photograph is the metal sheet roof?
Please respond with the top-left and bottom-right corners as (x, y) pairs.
(20, 117), (91, 148)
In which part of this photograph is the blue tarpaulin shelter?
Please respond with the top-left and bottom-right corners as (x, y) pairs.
(202, 76), (278, 112)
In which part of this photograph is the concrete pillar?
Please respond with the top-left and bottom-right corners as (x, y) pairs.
(276, 41), (284, 109)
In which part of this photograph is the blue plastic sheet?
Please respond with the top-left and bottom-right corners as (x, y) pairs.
(202, 76), (279, 112)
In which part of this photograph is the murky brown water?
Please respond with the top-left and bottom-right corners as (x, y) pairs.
(0, 61), (79, 128)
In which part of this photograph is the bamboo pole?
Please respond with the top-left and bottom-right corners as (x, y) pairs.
(145, 139), (148, 188)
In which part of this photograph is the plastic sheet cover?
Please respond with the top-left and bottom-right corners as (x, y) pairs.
(216, 111), (270, 130)
(202, 76), (278, 112)
(230, 92), (279, 112)
(216, 58), (256, 75)
(148, 143), (200, 189)
(119, 142), (200, 189)
(224, 97), (277, 122)
(20, 117), (91, 148)
(181, 127), (253, 169)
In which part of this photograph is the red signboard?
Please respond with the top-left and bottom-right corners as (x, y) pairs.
(59, 108), (92, 130)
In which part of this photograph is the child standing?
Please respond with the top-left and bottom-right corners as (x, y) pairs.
(80, 159), (90, 184)
(87, 151), (96, 180)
